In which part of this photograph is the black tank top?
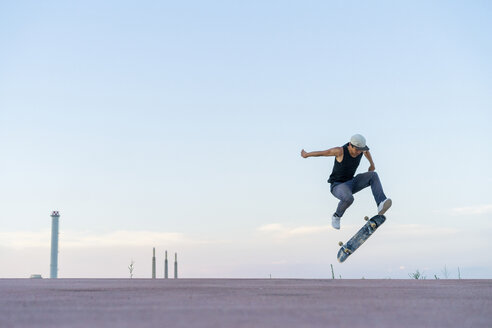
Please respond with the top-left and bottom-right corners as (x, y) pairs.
(328, 143), (363, 184)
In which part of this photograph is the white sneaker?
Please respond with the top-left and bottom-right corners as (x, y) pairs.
(378, 198), (392, 215)
(332, 214), (341, 230)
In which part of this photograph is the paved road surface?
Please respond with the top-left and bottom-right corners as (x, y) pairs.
(1, 279), (491, 328)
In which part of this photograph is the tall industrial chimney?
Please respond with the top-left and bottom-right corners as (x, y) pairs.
(152, 248), (156, 279)
(50, 211), (60, 279)
(174, 252), (178, 279)
(164, 250), (168, 279)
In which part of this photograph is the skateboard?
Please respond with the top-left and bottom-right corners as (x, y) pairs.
(337, 214), (386, 263)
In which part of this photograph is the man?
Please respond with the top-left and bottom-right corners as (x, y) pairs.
(301, 134), (392, 230)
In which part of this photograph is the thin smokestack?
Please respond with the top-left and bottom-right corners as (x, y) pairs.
(164, 250), (168, 279)
(50, 211), (60, 279)
(174, 253), (178, 279)
(152, 248), (156, 279)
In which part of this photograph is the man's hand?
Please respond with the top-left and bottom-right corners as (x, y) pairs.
(368, 164), (375, 172)
(301, 149), (308, 158)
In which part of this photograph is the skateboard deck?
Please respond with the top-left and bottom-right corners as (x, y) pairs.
(337, 214), (386, 263)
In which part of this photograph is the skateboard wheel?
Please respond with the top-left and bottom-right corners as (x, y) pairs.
(364, 216), (369, 221)
(344, 249), (350, 254)
(338, 241), (343, 246)
(370, 223), (376, 229)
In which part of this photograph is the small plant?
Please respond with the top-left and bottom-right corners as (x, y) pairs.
(409, 269), (426, 279)
(434, 275), (439, 280)
(442, 265), (449, 279)
(128, 260), (135, 279)
(458, 267), (462, 279)
(330, 264), (335, 279)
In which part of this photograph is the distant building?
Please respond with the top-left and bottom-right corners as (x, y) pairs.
(50, 211), (60, 279)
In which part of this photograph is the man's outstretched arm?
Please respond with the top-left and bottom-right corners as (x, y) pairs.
(301, 147), (342, 159)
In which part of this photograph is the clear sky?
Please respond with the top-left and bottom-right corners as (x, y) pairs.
(1, 0), (491, 279)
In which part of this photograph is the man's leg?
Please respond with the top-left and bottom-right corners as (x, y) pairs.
(352, 171), (387, 206)
(331, 180), (355, 218)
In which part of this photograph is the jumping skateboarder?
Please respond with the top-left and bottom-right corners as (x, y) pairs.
(301, 134), (392, 230)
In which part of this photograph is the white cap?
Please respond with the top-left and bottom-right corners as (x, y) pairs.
(350, 134), (369, 151)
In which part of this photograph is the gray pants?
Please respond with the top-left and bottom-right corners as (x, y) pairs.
(330, 171), (387, 217)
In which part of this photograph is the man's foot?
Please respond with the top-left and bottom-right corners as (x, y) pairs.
(332, 213), (341, 230)
(378, 198), (392, 215)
